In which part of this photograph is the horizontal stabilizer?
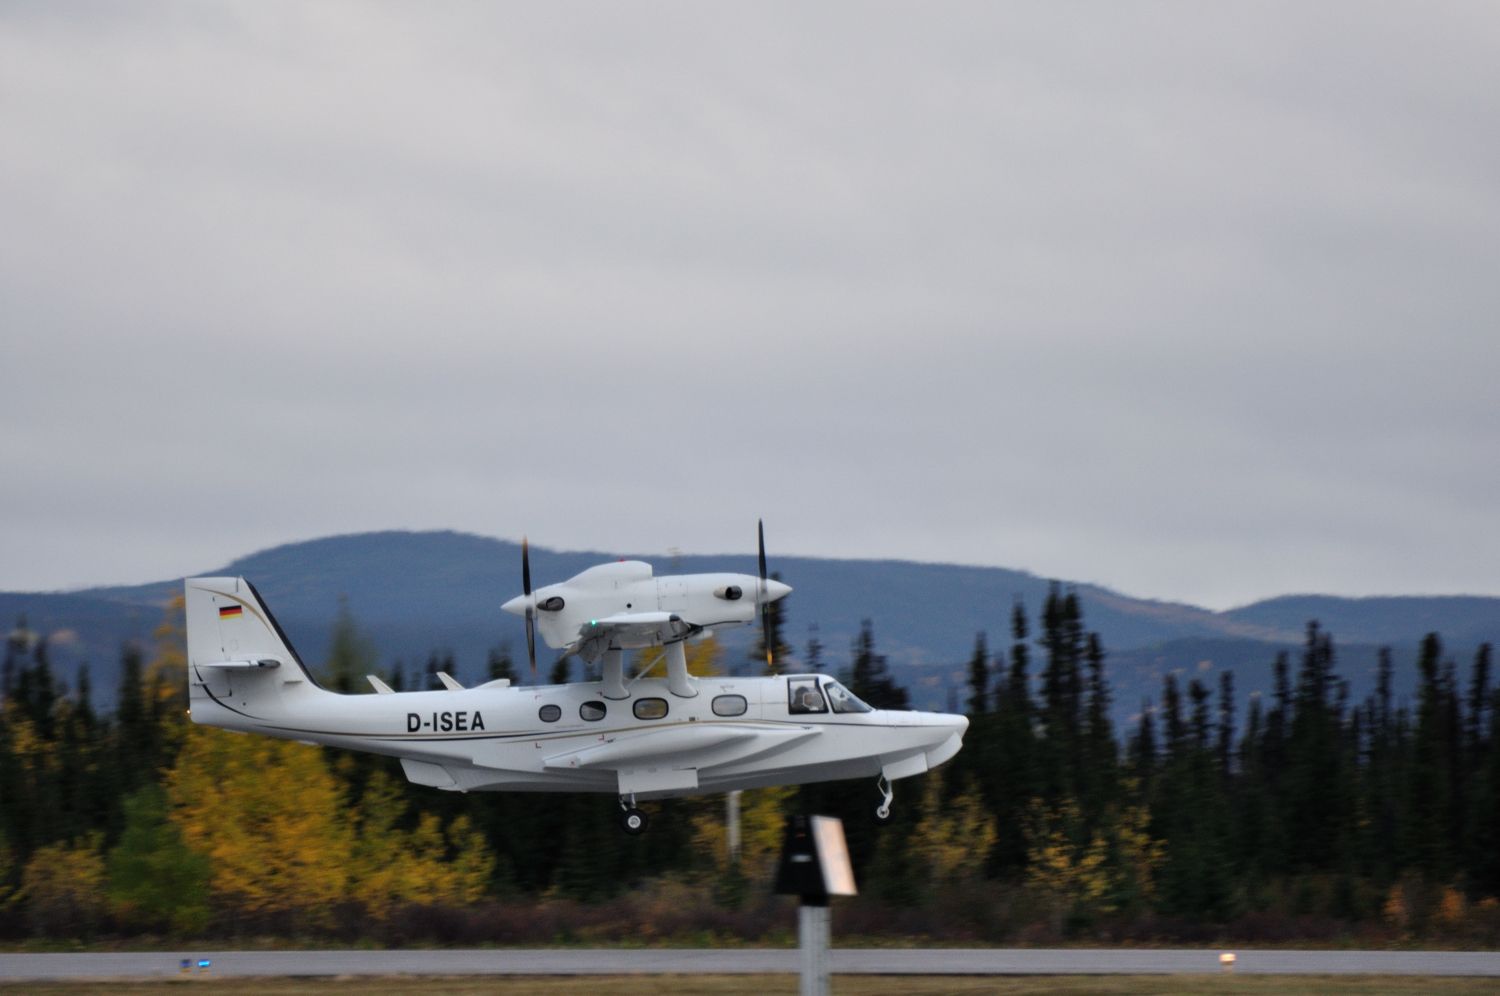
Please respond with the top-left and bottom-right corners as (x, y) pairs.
(197, 658), (281, 670)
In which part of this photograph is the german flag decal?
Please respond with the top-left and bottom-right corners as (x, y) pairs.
(219, 605), (243, 619)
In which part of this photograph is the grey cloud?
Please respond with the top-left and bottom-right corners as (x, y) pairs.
(1, 2), (1497, 606)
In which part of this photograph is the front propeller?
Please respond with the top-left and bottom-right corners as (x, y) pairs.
(757, 519), (773, 671)
(522, 537), (537, 679)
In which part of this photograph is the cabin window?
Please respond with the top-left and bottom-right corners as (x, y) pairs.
(633, 697), (668, 720)
(824, 680), (873, 715)
(712, 694), (748, 717)
(538, 704), (561, 723)
(579, 700), (607, 721)
(787, 677), (827, 715)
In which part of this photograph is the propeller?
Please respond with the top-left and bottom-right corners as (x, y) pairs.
(757, 519), (773, 671)
(522, 536), (537, 679)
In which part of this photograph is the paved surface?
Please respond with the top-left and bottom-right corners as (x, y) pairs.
(3, 947), (1500, 980)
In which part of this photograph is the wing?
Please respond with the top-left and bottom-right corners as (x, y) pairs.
(567, 611), (696, 659)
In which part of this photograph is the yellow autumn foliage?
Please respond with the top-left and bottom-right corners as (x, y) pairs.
(1383, 881), (1412, 930)
(908, 773), (997, 885)
(168, 727), (494, 924)
(1435, 885), (1467, 928)
(348, 768), (494, 918)
(148, 594), (188, 711)
(690, 785), (794, 884)
(1026, 798), (1111, 910)
(3, 706), (47, 767)
(21, 833), (108, 935)
(144, 595), (192, 763)
(1110, 797), (1164, 908)
(167, 725), (353, 925)
(1023, 792), (1162, 920)
(633, 636), (724, 680)
(0, 841), (18, 912)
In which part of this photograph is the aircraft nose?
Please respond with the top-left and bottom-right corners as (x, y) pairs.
(930, 711), (968, 740)
(500, 594), (529, 617)
(924, 711), (969, 769)
(763, 578), (792, 602)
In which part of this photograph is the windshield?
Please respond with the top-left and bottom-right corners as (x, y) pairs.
(823, 680), (873, 714)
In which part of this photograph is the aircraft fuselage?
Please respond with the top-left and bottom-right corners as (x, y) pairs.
(191, 667), (966, 800)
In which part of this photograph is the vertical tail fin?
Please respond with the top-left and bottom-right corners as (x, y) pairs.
(184, 577), (324, 717)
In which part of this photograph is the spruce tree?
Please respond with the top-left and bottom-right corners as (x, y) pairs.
(1286, 622), (1345, 871)
(1127, 698), (1156, 793)
(1468, 644), (1492, 761)
(1464, 644), (1494, 884)
(805, 624), (823, 674)
(115, 643), (151, 786)
(1469, 683), (1500, 896)
(846, 620), (907, 710)
(1037, 584), (1085, 804)
(487, 645), (517, 684)
(1081, 632), (1116, 822)
(965, 632), (990, 716)
(1407, 632), (1455, 876)
(1216, 670), (1235, 781)
(986, 601), (1036, 874)
(325, 596), (377, 694)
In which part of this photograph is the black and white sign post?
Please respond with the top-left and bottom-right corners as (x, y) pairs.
(774, 814), (857, 996)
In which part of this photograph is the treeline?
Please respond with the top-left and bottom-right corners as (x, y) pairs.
(1, 588), (1498, 944)
(947, 592), (1500, 939)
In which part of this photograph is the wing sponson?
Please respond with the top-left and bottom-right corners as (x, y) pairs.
(542, 723), (821, 773)
(544, 724), (753, 770)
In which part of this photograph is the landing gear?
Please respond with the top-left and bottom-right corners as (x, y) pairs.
(619, 794), (649, 835)
(873, 775), (894, 826)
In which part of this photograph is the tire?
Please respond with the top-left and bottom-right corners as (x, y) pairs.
(620, 807), (649, 835)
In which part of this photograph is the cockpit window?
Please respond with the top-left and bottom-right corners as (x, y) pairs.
(824, 680), (873, 714)
(787, 677), (827, 715)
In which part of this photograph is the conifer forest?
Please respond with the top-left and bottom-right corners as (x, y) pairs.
(2, 585), (1497, 945)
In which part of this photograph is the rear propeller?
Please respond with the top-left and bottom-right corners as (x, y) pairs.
(522, 537), (537, 679)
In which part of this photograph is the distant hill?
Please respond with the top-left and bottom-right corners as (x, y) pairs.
(3, 530), (1496, 727)
(1223, 594), (1500, 648)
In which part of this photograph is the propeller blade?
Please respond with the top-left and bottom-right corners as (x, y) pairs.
(522, 536), (533, 597)
(526, 610), (536, 679)
(757, 519), (768, 589)
(758, 519), (773, 671)
(522, 537), (537, 678)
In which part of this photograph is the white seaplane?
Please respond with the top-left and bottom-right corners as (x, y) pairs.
(184, 525), (968, 833)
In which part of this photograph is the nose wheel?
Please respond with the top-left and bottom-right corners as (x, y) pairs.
(619, 794), (649, 835)
(873, 775), (895, 825)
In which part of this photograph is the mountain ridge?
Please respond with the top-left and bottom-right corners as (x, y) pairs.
(4, 530), (1496, 724)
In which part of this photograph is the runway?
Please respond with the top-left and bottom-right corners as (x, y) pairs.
(4, 948), (1500, 981)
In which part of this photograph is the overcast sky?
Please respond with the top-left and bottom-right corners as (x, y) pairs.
(2, 2), (1496, 610)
